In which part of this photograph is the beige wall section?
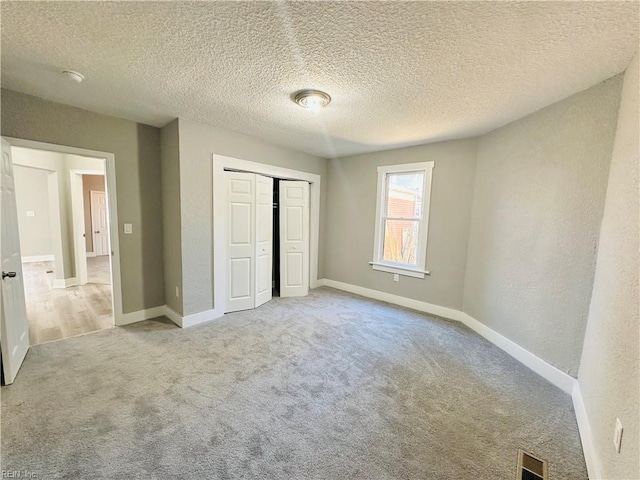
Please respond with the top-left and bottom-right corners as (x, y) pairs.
(578, 55), (639, 479)
(1, 89), (165, 313)
(14, 165), (53, 257)
(463, 77), (623, 376)
(177, 118), (328, 316)
(325, 139), (478, 310)
(82, 175), (106, 252)
(160, 119), (183, 315)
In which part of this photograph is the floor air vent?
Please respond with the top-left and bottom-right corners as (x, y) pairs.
(516, 449), (548, 480)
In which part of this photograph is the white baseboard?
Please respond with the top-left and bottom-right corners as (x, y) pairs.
(115, 304), (223, 329)
(22, 254), (54, 263)
(52, 277), (77, 289)
(458, 312), (575, 394)
(163, 305), (184, 327)
(572, 381), (602, 480)
(117, 305), (167, 326)
(322, 279), (465, 322)
(181, 308), (223, 328)
(161, 305), (223, 328)
(313, 278), (326, 288)
(85, 251), (96, 258)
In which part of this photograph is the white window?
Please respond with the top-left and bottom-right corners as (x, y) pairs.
(370, 161), (434, 278)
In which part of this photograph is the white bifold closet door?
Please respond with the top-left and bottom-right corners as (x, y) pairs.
(226, 171), (273, 313)
(254, 174), (273, 308)
(279, 180), (309, 297)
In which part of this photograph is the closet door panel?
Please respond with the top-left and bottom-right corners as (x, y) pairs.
(255, 174), (273, 307)
(279, 181), (309, 297)
(226, 172), (255, 312)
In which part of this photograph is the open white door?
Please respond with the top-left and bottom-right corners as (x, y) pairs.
(279, 181), (309, 298)
(0, 138), (30, 384)
(91, 191), (109, 256)
(226, 171), (256, 312)
(255, 175), (273, 308)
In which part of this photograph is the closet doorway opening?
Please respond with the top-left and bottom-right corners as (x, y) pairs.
(212, 155), (321, 317)
(223, 170), (310, 313)
(271, 177), (307, 299)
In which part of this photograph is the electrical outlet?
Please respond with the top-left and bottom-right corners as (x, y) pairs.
(613, 418), (623, 453)
(393, 273), (399, 282)
(26, 210), (35, 217)
(123, 223), (133, 235)
(175, 286), (180, 298)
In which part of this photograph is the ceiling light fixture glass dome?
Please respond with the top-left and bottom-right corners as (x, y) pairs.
(62, 70), (85, 82)
(294, 89), (331, 112)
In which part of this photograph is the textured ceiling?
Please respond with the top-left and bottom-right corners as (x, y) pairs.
(1, 2), (638, 158)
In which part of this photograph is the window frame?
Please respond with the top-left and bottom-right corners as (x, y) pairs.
(370, 161), (434, 279)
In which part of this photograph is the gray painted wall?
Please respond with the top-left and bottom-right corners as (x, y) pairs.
(463, 77), (623, 376)
(160, 119), (183, 315)
(177, 118), (328, 316)
(1, 89), (165, 313)
(14, 165), (53, 257)
(325, 139), (478, 309)
(578, 54), (639, 479)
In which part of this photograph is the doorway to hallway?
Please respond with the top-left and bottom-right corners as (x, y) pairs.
(12, 147), (114, 344)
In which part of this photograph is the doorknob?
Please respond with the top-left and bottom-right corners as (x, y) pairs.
(2, 271), (16, 280)
(95, 231), (100, 234)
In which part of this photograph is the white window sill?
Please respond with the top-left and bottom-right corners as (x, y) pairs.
(368, 261), (430, 279)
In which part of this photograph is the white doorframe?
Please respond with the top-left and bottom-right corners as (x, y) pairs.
(70, 169), (104, 286)
(46, 172), (66, 286)
(213, 154), (321, 317)
(2, 137), (123, 326)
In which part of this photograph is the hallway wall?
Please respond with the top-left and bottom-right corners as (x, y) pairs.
(14, 165), (53, 258)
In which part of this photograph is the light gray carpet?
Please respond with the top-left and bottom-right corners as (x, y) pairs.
(1, 288), (587, 479)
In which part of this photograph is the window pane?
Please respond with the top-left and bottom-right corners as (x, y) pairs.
(386, 172), (424, 218)
(383, 219), (419, 265)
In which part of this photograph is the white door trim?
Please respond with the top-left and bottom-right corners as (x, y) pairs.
(2, 137), (122, 326)
(213, 154), (321, 317)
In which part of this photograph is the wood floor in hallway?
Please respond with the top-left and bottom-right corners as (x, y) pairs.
(22, 256), (113, 345)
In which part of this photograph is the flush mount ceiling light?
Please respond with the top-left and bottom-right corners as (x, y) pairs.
(62, 70), (84, 83)
(294, 89), (331, 112)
